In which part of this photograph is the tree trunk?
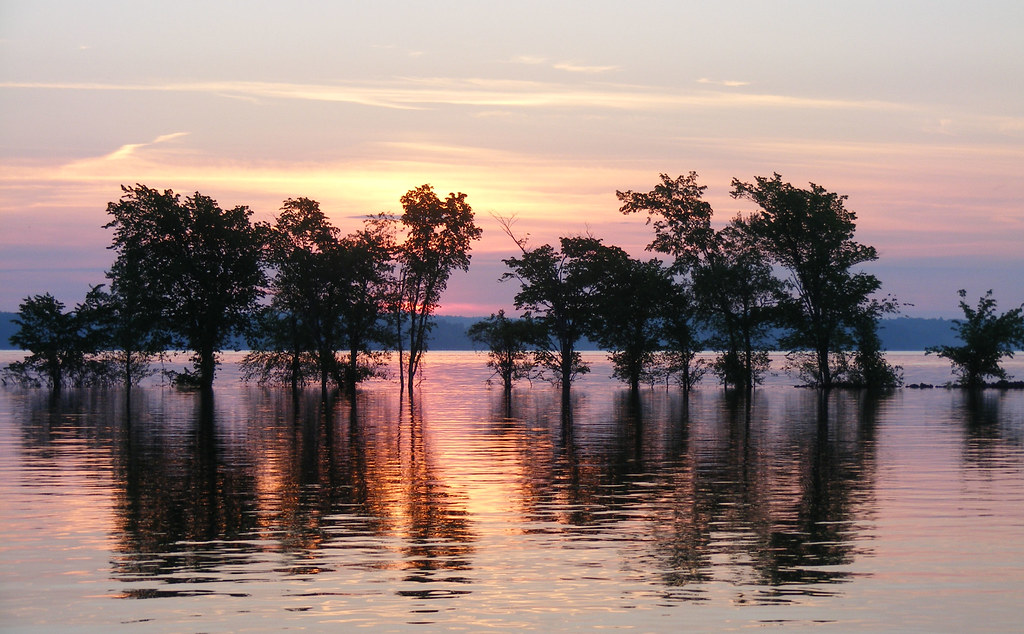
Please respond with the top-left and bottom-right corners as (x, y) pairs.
(560, 339), (572, 403)
(49, 358), (63, 393)
(123, 349), (134, 394)
(346, 345), (358, 395)
(199, 341), (216, 393)
(817, 346), (831, 389)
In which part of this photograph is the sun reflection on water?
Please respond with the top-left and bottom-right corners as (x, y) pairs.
(1, 351), (1023, 630)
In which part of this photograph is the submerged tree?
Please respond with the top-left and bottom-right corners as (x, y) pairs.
(654, 278), (707, 392)
(336, 215), (397, 392)
(695, 217), (781, 391)
(590, 254), (676, 392)
(732, 174), (895, 389)
(500, 223), (620, 399)
(101, 186), (177, 391)
(104, 184), (266, 391)
(396, 185), (482, 397)
(927, 290), (1024, 388)
(249, 197), (340, 392)
(4, 289), (111, 390)
(846, 296), (903, 388)
(468, 310), (541, 393)
(618, 173), (777, 392)
(82, 284), (167, 392)
(247, 199), (394, 394)
(240, 309), (320, 389)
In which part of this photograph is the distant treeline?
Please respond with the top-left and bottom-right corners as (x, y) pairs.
(0, 311), (963, 352)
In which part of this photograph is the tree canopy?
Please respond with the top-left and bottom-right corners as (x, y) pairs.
(397, 185), (482, 396)
(501, 231), (624, 399)
(927, 290), (1024, 387)
(105, 184), (266, 391)
(733, 173), (895, 388)
(618, 173), (779, 391)
(467, 310), (540, 393)
(4, 289), (110, 390)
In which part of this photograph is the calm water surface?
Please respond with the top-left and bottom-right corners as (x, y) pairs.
(2, 352), (1023, 632)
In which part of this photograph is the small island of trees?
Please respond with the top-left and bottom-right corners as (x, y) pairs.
(3, 173), (1022, 397)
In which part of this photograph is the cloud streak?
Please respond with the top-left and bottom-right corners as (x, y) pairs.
(510, 56), (620, 74)
(697, 78), (750, 87)
(102, 132), (189, 161)
(1, 79), (911, 113)
(552, 62), (621, 74)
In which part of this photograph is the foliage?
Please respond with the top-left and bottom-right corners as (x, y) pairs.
(248, 198), (393, 393)
(3, 289), (114, 390)
(239, 349), (321, 386)
(648, 350), (709, 391)
(927, 290), (1024, 387)
(733, 173), (890, 388)
(336, 215), (397, 390)
(619, 174), (778, 391)
(501, 229), (622, 397)
(617, 172), (716, 265)
(845, 296), (903, 388)
(100, 187), (175, 390)
(589, 254), (676, 392)
(397, 185), (482, 395)
(105, 184), (267, 391)
(467, 310), (541, 392)
(694, 217), (781, 390)
(655, 278), (707, 391)
(81, 285), (165, 390)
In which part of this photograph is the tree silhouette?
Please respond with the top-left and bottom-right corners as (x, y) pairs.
(927, 290), (1024, 387)
(336, 215), (396, 392)
(618, 173), (778, 391)
(694, 217), (781, 390)
(245, 200), (394, 394)
(501, 226), (620, 400)
(654, 278), (707, 392)
(396, 185), (482, 397)
(590, 254), (676, 392)
(5, 289), (110, 390)
(732, 174), (893, 389)
(248, 197), (341, 393)
(101, 186), (177, 391)
(467, 310), (541, 394)
(105, 184), (266, 392)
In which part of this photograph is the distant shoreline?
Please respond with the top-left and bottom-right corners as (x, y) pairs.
(0, 313), (966, 352)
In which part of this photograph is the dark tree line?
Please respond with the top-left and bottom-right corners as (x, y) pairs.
(488, 172), (904, 394)
(5, 174), (1019, 396)
(3, 183), (482, 397)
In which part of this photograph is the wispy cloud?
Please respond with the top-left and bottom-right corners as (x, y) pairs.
(697, 78), (750, 87)
(552, 62), (621, 74)
(0, 79), (910, 113)
(99, 132), (189, 161)
(510, 56), (620, 74)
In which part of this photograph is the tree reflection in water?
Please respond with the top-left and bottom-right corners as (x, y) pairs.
(7, 356), (1024, 629)
(106, 389), (476, 598)
(481, 387), (883, 602)
(14, 382), (891, 605)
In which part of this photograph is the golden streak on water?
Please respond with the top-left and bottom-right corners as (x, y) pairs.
(0, 352), (1023, 630)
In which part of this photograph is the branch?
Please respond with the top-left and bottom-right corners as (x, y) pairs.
(493, 213), (530, 254)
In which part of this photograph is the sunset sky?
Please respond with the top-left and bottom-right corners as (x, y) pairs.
(2, 1), (1022, 317)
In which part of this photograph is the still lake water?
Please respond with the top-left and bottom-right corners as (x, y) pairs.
(2, 351), (1023, 632)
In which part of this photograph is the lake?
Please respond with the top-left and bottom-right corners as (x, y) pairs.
(2, 351), (1023, 632)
